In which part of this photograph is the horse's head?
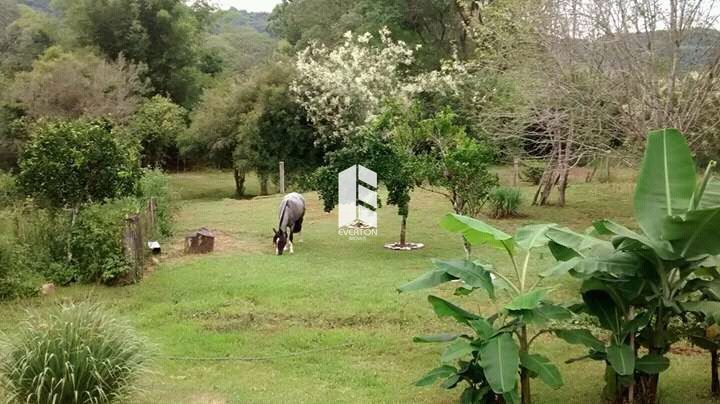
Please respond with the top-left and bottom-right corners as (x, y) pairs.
(272, 228), (287, 256)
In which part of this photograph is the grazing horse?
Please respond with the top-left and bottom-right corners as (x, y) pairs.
(273, 192), (305, 255)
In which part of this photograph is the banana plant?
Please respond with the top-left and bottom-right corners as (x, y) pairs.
(398, 214), (571, 404)
(544, 128), (720, 404)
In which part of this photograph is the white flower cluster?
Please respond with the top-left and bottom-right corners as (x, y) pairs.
(292, 28), (475, 147)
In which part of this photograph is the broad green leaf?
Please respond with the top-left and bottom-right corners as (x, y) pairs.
(663, 207), (720, 258)
(428, 295), (480, 325)
(468, 318), (495, 340)
(607, 344), (635, 376)
(606, 343), (635, 376)
(546, 227), (613, 259)
(593, 219), (677, 260)
(478, 333), (520, 394)
(514, 223), (555, 251)
(442, 339), (477, 363)
(634, 128), (696, 240)
(521, 303), (573, 325)
(413, 333), (463, 343)
(440, 374), (462, 389)
(635, 354), (669, 374)
(520, 352), (563, 388)
(505, 289), (546, 311)
(398, 270), (454, 293)
(583, 289), (624, 334)
(682, 301), (720, 323)
(554, 329), (605, 352)
(441, 213), (515, 254)
(415, 365), (457, 386)
(540, 257), (582, 277)
(574, 251), (646, 277)
(435, 259), (495, 298)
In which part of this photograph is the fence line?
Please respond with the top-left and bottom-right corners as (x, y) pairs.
(122, 197), (157, 283)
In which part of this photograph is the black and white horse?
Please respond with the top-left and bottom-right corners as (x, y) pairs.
(273, 192), (305, 255)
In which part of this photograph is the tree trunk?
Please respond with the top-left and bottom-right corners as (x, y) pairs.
(634, 373), (659, 404)
(519, 326), (531, 404)
(712, 349), (720, 397)
(399, 214), (407, 246)
(233, 168), (245, 197)
(260, 175), (269, 196)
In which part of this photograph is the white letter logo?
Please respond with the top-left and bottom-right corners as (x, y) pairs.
(338, 164), (377, 229)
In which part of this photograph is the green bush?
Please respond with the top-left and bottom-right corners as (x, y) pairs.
(0, 171), (19, 205)
(0, 237), (38, 300)
(137, 168), (175, 238)
(71, 199), (138, 284)
(521, 165), (544, 185)
(0, 303), (147, 403)
(17, 120), (141, 209)
(488, 187), (522, 218)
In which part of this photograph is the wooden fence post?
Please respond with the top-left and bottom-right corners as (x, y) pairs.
(279, 161), (285, 194)
(513, 157), (520, 186)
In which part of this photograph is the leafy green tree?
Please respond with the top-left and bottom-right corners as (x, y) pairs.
(18, 120), (141, 209)
(55, 0), (208, 107)
(126, 95), (187, 168)
(183, 62), (320, 196)
(399, 215), (570, 403)
(235, 63), (321, 194)
(545, 129), (720, 404)
(0, 4), (61, 74)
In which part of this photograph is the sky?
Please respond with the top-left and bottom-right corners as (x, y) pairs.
(213, 0), (283, 12)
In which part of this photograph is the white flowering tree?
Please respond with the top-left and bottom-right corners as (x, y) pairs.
(292, 28), (416, 148)
(293, 27), (502, 150)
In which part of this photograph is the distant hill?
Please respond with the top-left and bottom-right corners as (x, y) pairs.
(213, 8), (270, 34)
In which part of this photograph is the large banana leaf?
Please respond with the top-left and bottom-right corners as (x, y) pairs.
(441, 213), (515, 254)
(662, 207), (720, 258)
(514, 223), (555, 251)
(478, 333), (519, 394)
(397, 259), (494, 297)
(519, 352), (563, 389)
(545, 227), (613, 260)
(606, 343), (635, 376)
(634, 128), (697, 240)
(428, 295), (480, 325)
(593, 219), (677, 260)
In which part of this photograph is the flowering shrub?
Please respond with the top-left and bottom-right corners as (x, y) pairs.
(292, 28), (478, 148)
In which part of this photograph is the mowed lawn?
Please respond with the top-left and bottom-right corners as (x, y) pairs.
(0, 169), (713, 403)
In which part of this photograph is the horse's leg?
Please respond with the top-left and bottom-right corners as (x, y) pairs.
(288, 230), (294, 254)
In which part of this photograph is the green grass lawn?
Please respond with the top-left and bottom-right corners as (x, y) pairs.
(0, 168), (713, 403)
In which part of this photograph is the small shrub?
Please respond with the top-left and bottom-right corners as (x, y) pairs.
(0, 303), (147, 403)
(0, 237), (38, 300)
(71, 199), (138, 284)
(488, 187), (522, 218)
(521, 165), (545, 185)
(137, 168), (175, 238)
(0, 171), (19, 205)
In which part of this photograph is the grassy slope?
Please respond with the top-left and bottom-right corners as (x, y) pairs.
(0, 169), (712, 403)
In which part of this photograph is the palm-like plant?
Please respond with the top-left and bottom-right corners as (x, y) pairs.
(399, 214), (570, 403)
(545, 128), (720, 403)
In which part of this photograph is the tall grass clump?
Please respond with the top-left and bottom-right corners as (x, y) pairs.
(488, 186), (522, 218)
(0, 303), (147, 403)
